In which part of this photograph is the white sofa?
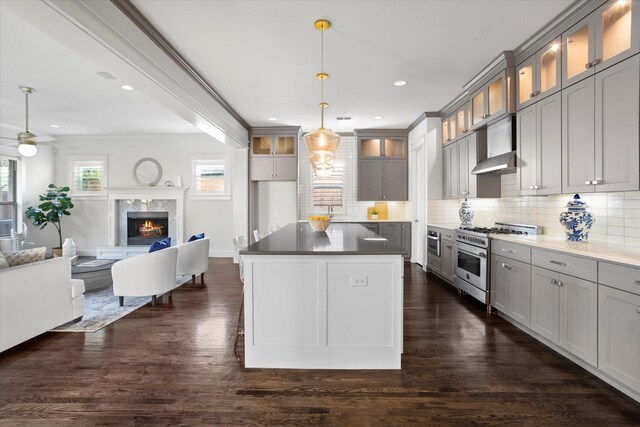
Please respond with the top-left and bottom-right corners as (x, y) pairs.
(176, 237), (210, 285)
(0, 257), (85, 352)
(112, 246), (178, 306)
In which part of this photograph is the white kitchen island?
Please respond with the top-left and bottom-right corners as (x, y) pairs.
(240, 222), (404, 369)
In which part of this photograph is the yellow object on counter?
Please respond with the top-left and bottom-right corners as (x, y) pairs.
(367, 202), (388, 220)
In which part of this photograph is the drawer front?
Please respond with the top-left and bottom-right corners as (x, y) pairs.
(491, 240), (531, 264)
(441, 229), (456, 241)
(599, 262), (640, 297)
(532, 248), (597, 282)
(427, 255), (441, 273)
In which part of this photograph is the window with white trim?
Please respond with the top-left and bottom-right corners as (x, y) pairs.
(68, 155), (107, 199)
(0, 158), (17, 237)
(312, 161), (344, 212)
(190, 155), (231, 199)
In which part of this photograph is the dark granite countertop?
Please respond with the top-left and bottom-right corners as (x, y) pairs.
(241, 223), (406, 255)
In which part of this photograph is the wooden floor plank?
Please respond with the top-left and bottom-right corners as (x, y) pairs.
(1, 258), (639, 425)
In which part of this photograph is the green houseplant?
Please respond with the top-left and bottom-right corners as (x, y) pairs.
(26, 184), (74, 255)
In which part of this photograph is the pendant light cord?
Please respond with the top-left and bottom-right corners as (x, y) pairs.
(25, 90), (29, 132)
(320, 25), (325, 129)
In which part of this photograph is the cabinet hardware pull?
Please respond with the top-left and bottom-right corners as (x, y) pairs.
(551, 279), (563, 286)
(585, 62), (593, 69)
(501, 248), (514, 253)
(501, 263), (511, 270)
(530, 93), (535, 98)
(550, 260), (568, 267)
(585, 180), (592, 185)
(592, 58), (601, 65)
(634, 280), (640, 285)
(529, 186), (534, 190)
(533, 185), (540, 190)
(592, 180), (600, 185)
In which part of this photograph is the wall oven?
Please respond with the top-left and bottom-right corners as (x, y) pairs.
(427, 230), (441, 257)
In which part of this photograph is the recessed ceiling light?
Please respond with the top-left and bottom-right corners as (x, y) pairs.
(120, 84), (134, 91)
(268, 117), (277, 121)
(96, 71), (117, 80)
(373, 115), (383, 120)
(393, 80), (407, 87)
(49, 124), (61, 128)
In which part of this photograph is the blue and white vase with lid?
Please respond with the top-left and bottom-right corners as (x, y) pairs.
(459, 198), (474, 227)
(559, 194), (595, 241)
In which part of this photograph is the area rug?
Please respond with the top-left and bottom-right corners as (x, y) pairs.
(52, 276), (192, 333)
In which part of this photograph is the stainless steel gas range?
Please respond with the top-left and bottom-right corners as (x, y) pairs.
(454, 222), (540, 310)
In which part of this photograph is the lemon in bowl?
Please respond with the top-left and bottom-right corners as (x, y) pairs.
(308, 215), (330, 232)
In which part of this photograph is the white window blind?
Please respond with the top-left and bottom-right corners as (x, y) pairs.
(68, 156), (107, 198)
(313, 163), (344, 207)
(190, 156), (231, 199)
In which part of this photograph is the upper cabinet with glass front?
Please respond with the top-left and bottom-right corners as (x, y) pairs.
(251, 135), (296, 157)
(517, 38), (562, 110)
(471, 70), (509, 128)
(562, 0), (639, 87)
(359, 136), (407, 158)
(441, 113), (457, 145)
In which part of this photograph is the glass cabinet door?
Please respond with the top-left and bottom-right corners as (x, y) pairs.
(384, 138), (406, 157)
(456, 107), (466, 136)
(465, 101), (472, 133)
(448, 115), (457, 141)
(563, 19), (595, 86)
(252, 136), (273, 155)
(488, 75), (504, 117)
(361, 138), (382, 156)
(596, 0), (638, 69)
(275, 136), (295, 155)
(517, 59), (535, 108)
(472, 90), (485, 126)
(538, 38), (561, 96)
(442, 120), (449, 144)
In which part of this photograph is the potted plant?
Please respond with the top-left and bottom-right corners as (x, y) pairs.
(370, 209), (379, 220)
(26, 184), (74, 257)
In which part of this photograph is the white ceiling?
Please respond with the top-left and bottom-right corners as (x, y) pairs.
(0, 0), (575, 142)
(0, 1), (202, 142)
(132, 0), (574, 133)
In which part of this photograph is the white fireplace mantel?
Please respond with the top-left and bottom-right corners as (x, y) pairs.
(106, 187), (188, 246)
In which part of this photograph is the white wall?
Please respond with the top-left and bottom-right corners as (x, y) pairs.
(53, 134), (248, 257)
(18, 146), (58, 250)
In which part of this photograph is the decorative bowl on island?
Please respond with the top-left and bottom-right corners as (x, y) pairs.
(308, 216), (330, 232)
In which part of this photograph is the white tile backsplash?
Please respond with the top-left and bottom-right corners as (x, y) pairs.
(428, 175), (640, 247)
(298, 136), (412, 221)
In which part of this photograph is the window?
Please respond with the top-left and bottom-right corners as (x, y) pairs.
(312, 161), (344, 209)
(0, 158), (17, 237)
(68, 155), (107, 198)
(190, 155), (231, 199)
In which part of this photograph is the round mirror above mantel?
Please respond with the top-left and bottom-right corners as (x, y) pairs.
(133, 157), (162, 187)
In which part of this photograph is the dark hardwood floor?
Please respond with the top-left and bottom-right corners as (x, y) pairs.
(1, 259), (639, 425)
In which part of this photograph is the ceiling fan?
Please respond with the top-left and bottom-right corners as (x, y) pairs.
(0, 86), (77, 156)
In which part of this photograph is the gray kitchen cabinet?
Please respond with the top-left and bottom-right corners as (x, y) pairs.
(442, 143), (458, 199)
(491, 254), (532, 327)
(379, 222), (411, 258)
(457, 136), (470, 198)
(440, 236), (454, 282)
(531, 265), (598, 366)
(357, 222), (379, 234)
(471, 70), (510, 129)
(562, 0), (639, 88)
(250, 130), (298, 181)
(562, 76), (596, 194)
(563, 56), (639, 194)
(517, 91), (562, 196)
(517, 37), (562, 110)
(357, 131), (408, 201)
(598, 284), (640, 393)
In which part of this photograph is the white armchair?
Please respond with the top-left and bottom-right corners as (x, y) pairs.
(112, 246), (178, 306)
(176, 237), (210, 285)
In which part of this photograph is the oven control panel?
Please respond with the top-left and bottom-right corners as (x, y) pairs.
(455, 231), (488, 248)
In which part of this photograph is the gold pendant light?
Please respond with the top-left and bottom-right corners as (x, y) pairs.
(303, 19), (340, 177)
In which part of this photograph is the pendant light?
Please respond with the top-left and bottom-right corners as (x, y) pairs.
(303, 19), (340, 177)
(17, 86), (38, 157)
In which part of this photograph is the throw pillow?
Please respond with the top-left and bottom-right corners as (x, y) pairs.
(188, 233), (205, 242)
(4, 247), (46, 267)
(0, 252), (9, 270)
(149, 237), (171, 253)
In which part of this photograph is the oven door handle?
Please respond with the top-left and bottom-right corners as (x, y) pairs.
(427, 235), (441, 241)
(456, 247), (486, 258)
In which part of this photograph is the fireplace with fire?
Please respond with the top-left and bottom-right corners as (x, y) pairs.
(127, 212), (169, 245)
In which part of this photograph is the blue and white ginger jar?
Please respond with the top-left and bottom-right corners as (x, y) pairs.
(459, 198), (474, 226)
(559, 194), (595, 241)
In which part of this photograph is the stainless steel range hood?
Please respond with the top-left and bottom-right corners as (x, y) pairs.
(471, 116), (516, 175)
